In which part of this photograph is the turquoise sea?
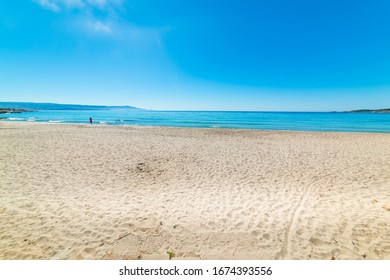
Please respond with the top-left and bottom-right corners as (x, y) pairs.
(1, 107), (390, 133)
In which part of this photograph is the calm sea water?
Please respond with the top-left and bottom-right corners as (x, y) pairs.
(2, 109), (390, 133)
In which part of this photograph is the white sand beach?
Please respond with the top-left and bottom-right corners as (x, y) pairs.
(0, 122), (389, 260)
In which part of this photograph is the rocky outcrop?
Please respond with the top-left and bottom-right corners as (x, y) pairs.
(0, 108), (31, 114)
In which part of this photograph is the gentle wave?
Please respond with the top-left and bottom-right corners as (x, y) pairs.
(3, 109), (390, 133)
(99, 121), (116, 124)
(8, 117), (25, 121)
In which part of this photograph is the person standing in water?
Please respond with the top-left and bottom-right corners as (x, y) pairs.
(90, 117), (93, 125)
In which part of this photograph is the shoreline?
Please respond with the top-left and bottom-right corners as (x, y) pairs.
(1, 120), (389, 135)
(1, 122), (389, 260)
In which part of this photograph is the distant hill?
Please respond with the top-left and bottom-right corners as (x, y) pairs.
(0, 102), (139, 111)
(348, 108), (390, 113)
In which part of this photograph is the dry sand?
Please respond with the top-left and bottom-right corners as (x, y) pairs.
(0, 121), (389, 260)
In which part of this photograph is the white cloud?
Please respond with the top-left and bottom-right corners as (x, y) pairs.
(35, 0), (60, 12)
(92, 20), (112, 33)
(34, 0), (122, 34)
(34, 0), (166, 43)
(34, 0), (122, 12)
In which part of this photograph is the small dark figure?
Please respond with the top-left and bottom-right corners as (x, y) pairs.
(90, 117), (93, 125)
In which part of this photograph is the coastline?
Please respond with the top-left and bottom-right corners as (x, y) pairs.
(2, 108), (390, 133)
(1, 119), (390, 134)
(1, 122), (389, 260)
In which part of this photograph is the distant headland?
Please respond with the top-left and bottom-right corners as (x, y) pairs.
(0, 102), (139, 113)
(346, 108), (390, 113)
(330, 108), (390, 113)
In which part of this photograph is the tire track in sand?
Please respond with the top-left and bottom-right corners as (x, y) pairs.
(278, 162), (362, 259)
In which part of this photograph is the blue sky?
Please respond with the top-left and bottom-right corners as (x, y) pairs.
(1, 0), (389, 111)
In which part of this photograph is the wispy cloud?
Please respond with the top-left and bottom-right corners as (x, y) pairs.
(34, 0), (122, 11)
(35, 0), (60, 12)
(91, 20), (112, 33)
(34, 0), (124, 34)
(34, 0), (166, 47)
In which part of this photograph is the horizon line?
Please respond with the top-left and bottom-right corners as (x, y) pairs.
(1, 101), (388, 113)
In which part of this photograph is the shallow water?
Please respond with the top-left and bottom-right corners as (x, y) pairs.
(2, 109), (390, 133)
